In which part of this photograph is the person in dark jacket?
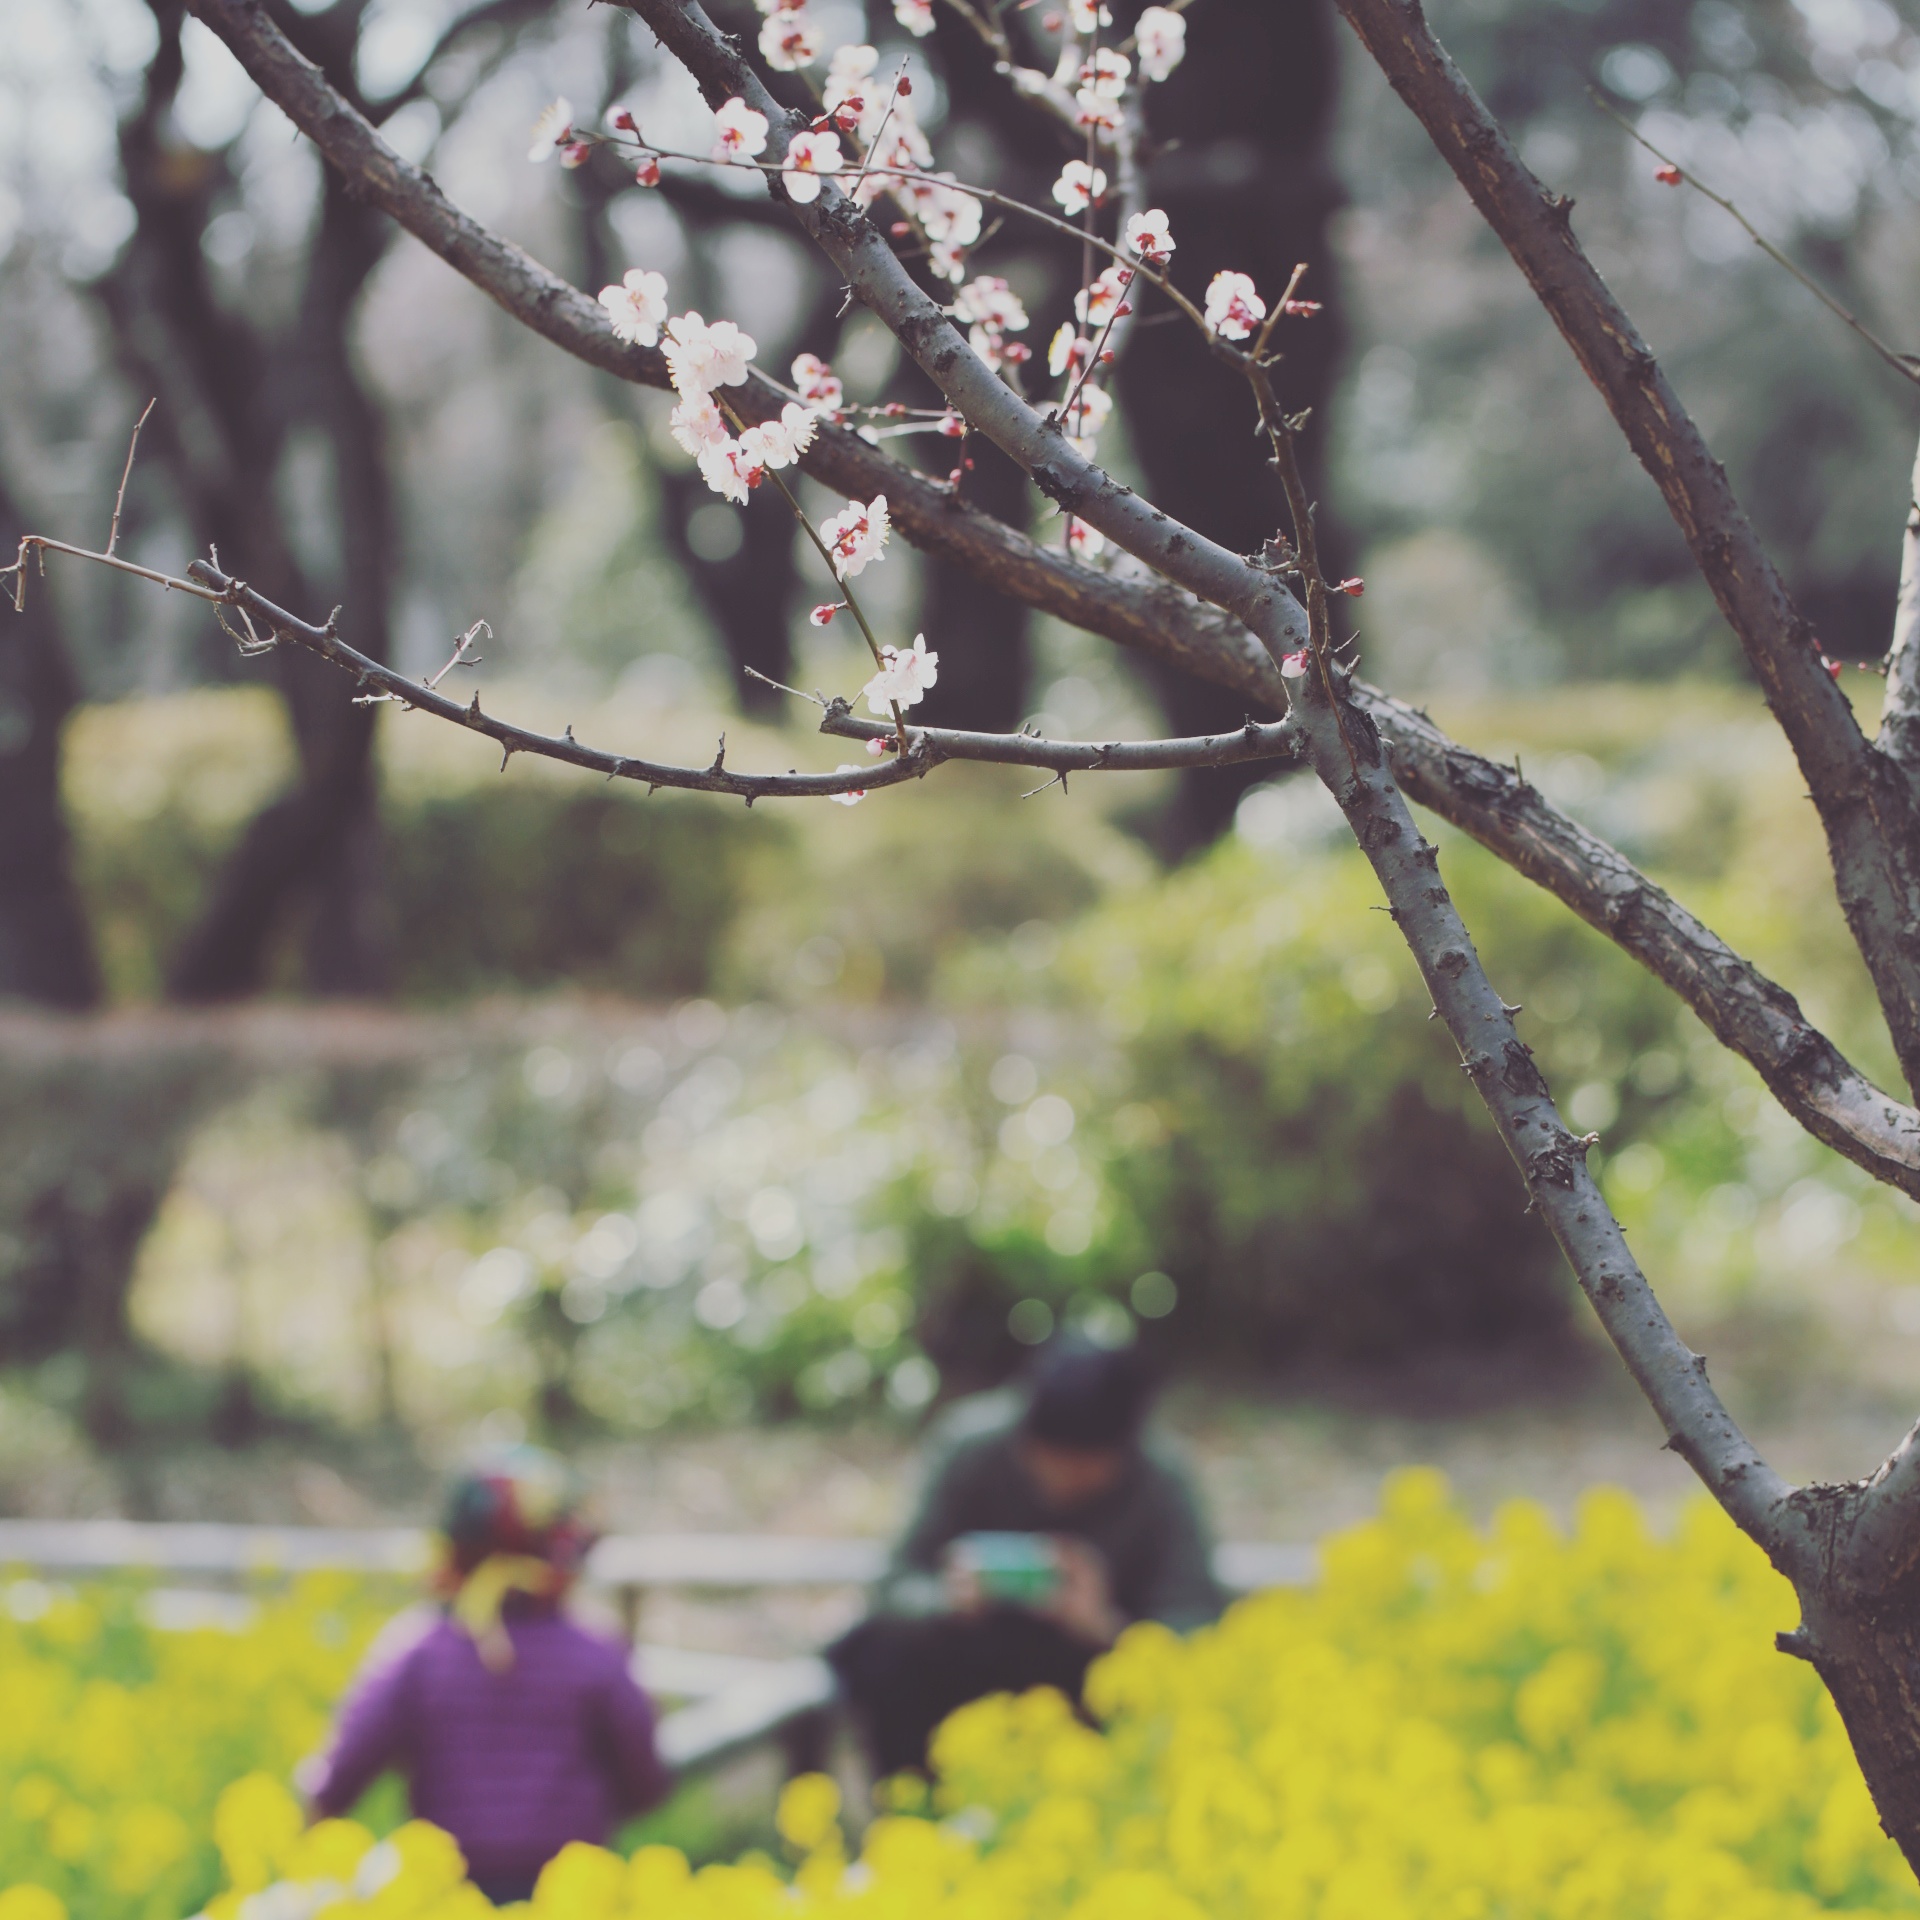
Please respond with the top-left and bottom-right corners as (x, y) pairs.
(827, 1342), (1224, 1779)
(304, 1445), (669, 1903)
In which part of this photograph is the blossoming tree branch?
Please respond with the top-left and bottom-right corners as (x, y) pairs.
(15, 0), (1920, 1866)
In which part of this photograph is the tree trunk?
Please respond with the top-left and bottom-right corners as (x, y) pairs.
(0, 472), (102, 1009)
(101, 0), (393, 1001)
(1119, 0), (1347, 853)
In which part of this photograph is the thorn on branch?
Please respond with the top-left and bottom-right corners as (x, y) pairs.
(466, 691), (483, 725)
(499, 742), (516, 772)
(710, 734), (727, 774)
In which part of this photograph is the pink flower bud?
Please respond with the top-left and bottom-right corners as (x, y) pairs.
(559, 140), (592, 169)
(1654, 163), (1682, 186)
(614, 108), (638, 132)
(884, 401), (909, 418)
(1113, 302), (1132, 318)
(947, 466), (966, 487)
(1335, 577), (1365, 598)
(810, 603), (840, 627)
(939, 413), (966, 438)
(891, 220), (912, 236)
(1825, 655), (1843, 679)
(634, 154), (661, 187)
(1002, 341), (1031, 363)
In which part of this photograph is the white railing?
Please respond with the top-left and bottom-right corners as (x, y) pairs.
(0, 1521), (1315, 1775)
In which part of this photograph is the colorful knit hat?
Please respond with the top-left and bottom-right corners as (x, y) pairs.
(437, 1443), (597, 1670)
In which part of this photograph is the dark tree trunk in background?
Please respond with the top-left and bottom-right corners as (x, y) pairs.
(0, 473), (102, 1008)
(1120, 0), (1346, 854)
(100, 0), (392, 1001)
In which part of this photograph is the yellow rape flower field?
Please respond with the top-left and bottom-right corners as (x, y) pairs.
(6, 1471), (1920, 1920)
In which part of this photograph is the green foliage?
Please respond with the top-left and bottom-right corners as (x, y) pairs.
(385, 785), (765, 1003)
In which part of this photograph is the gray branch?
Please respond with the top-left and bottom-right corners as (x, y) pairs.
(1336, 0), (1920, 1102)
(1289, 664), (1807, 1569)
(1358, 684), (1920, 1197)
(1880, 428), (1920, 776)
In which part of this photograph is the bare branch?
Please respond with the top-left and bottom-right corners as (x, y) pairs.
(1880, 429), (1920, 776)
(105, 398), (156, 559)
(181, 0), (1290, 712)
(1359, 684), (1920, 1197)
(819, 702), (1303, 772)
(1337, 0), (1920, 1100)
(1594, 93), (1920, 391)
(1290, 662), (1807, 1571)
(618, 0), (1311, 670)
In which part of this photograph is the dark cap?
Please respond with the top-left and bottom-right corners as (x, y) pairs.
(1020, 1340), (1157, 1450)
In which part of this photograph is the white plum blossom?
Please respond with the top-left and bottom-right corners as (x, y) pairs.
(894, 0), (936, 35)
(1135, 7), (1187, 82)
(1125, 208), (1175, 264)
(824, 44), (885, 133)
(1074, 263), (1133, 328)
(821, 494), (890, 578)
(1067, 0), (1112, 29)
(782, 129), (844, 204)
(829, 767), (868, 806)
(1079, 49), (1130, 98)
(597, 268), (668, 346)
(670, 392), (730, 457)
(759, 7), (823, 69)
(1074, 86), (1123, 132)
(662, 312), (758, 398)
(853, 118), (934, 206)
(712, 97), (770, 162)
(1049, 325), (1093, 378)
(951, 276), (1029, 334)
(927, 238), (968, 283)
(1062, 381), (1112, 454)
(916, 180), (983, 245)
(1067, 519), (1106, 560)
(1279, 649), (1310, 679)
(697, 438), (754, 503)
(792, 353), (844, 410)
(1204, 269), (1266, 340)
(738, 402), (820, 472)
(1052, 160), (1107, 214)
(528, 98), (574, 161)
(862, 633), (939, 714)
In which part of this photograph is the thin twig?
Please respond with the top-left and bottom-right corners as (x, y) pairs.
(106, 398), (157, 558)
(1593, 91), (1920, 389)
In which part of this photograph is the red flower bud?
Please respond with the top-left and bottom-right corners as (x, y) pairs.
(1099, 349), (1115, 363)
(634, 154), (661, 188)
(948, 466), (966, 486)
(1654, 164), (1683, 186)
(891, 221), (912, 237)
(884, 401), (909, 418)
(897, 76), (913, 96)
(1113, 302), (1132, 317)
(1335, 577), (1365, 597)
(614, 109), (638, 132)
(1002, 341), (1031, 363)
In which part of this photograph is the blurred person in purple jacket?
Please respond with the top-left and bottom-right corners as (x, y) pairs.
(304, 1444), (670, 1903)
